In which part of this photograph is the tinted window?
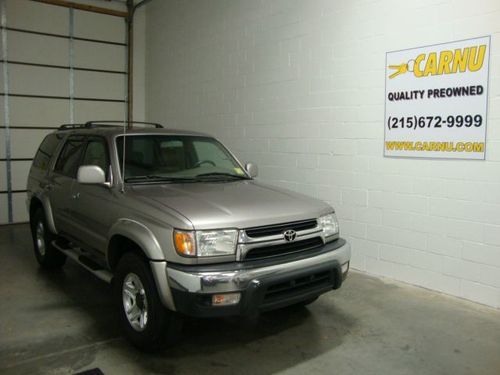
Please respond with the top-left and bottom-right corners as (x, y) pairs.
(54, 136), (86, 177)
(33, 133), (63, 171)
(82, 137), (110, 177)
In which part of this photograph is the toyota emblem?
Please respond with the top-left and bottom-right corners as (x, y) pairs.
(283, 229), (297, 242)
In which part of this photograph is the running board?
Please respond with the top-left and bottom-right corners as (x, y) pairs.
(52, 240), (113, 284)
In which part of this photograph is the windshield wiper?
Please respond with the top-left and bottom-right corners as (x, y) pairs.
(125, 172), (250, 183)
(195, 172), (250, 180)
(124, 175), (197, 183)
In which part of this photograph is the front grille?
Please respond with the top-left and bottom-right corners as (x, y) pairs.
(245, 219), (318, 238)
(264, 270), (333, 302)
(244, 237), (323, 261)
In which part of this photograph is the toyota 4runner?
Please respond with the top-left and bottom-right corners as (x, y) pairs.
(27, 121), (351, 349)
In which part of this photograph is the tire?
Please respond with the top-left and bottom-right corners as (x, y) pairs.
(31, 208), (66, 269)
(114, 252), (182, 351)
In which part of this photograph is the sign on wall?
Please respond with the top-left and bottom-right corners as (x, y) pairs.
(384, 36), (490, 159)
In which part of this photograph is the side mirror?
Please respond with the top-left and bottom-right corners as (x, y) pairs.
(245, 162), (258, 178)
(77, 165), (109, 186)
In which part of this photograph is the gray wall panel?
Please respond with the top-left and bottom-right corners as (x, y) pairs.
(0, 195), (7, 223)
(8, 32), (69, 66)
(0, 160), (31, 190)
(0, 161), (6, 190)
(1, 128), (51, 159)
(74, 101), (125, 123)
(0, 64), (4, 95)
(9, 64), (70, 97)
(6, 0), (69, 34)
(74, 9), (125, 43)
(0, 97), (69, 127)
(12, 192), (27, 222)
(74, 40), (125, 71)
(74, 70), (125, 100)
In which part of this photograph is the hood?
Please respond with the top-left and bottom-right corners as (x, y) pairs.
(127, 180), (332, 230)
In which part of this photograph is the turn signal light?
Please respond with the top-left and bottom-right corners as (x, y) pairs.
(174, 230), (196, 257)
(212, 293), (241, 306)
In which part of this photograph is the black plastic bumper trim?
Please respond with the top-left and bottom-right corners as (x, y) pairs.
(170, 259), (345, 318)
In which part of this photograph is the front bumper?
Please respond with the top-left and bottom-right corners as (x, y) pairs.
(166, 238), (351, 317)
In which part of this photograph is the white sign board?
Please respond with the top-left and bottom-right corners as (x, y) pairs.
(384, 36), (490, 159)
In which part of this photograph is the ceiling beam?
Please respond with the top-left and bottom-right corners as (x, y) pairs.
(30, 0), (129, 18)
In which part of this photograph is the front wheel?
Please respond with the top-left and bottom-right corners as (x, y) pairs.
(30, 209), (66, 269)
(114, 252), (182, 350)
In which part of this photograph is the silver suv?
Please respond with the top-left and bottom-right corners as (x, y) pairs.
(27, 121), (351, 349)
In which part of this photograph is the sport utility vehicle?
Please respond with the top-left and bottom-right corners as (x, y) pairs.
(27, 121), (351, 349)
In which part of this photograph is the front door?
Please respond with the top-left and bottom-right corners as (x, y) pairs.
(71, 136), (116, 253)
(48, 135), (86, 235)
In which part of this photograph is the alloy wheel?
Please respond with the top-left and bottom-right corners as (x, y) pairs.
(122, 273), (149, 331)
(36, 221), (46, 257)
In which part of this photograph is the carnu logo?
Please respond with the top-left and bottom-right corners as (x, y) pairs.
(388, 44), (487, 79)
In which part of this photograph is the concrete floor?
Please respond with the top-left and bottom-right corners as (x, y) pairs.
(1, 224), (499, 375)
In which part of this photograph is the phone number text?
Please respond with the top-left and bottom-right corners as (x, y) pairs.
(387, 114), (483, 131)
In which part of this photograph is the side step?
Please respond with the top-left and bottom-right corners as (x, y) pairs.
(52, 240), (113, 284)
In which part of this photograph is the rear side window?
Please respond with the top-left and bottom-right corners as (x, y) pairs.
(54, 136), (86, 178)
(32, 133), (63, 171)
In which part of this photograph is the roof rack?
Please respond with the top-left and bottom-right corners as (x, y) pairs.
(85, 121), (164, 128)
(58, 121), (164, 130)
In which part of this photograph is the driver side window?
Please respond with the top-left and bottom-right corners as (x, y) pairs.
(54, 136), (86, 178)
(82, 138), (110, 179)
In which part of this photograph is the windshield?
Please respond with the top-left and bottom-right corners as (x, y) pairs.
(116, 135), (249, 183)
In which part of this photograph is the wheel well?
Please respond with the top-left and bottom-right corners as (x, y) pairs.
(108, 235), (148, 270)
(29, 198), (43, 226)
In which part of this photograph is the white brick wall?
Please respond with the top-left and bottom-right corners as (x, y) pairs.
(146, 0), (500, 308)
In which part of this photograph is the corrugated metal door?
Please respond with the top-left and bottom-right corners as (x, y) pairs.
(0, 0), (128, 224)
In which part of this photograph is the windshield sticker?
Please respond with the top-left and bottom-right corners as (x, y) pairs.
(234, 167), (244, 175)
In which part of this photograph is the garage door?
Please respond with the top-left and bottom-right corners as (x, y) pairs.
(0, 0), (128, 224)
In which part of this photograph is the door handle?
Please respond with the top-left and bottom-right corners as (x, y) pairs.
(72, 192), (80, 200)
(41, 183), (53, 191)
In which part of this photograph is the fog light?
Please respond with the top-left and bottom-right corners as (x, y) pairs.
(341, 262), (349, 274)
(212, 293), (241, 306)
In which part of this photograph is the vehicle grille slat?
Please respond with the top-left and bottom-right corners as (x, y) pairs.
(244, 237), (323, 261)
(245, 219), (317, 238)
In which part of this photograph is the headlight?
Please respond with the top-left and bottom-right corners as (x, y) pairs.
(174, 229), (238, 257)
(196, 230), (238, 257)
(319, 213), (339, 239)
